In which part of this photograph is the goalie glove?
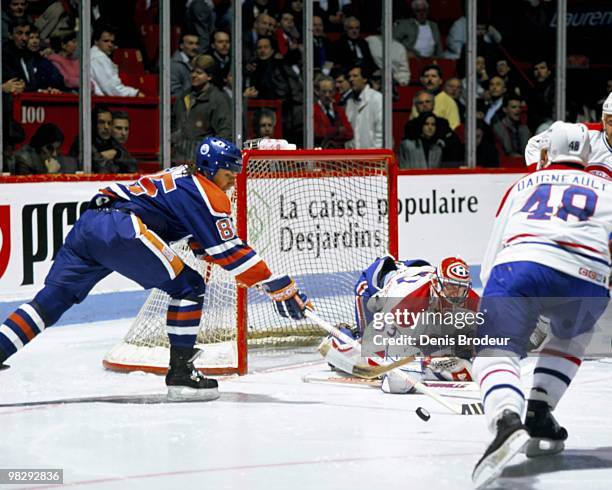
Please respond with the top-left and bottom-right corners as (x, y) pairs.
(262, 275), (311, 320)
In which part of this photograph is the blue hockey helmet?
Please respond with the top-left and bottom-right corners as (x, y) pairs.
(195, 136), (243, 177)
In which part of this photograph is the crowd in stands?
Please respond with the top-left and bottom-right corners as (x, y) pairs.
(1, 0), (611, 174)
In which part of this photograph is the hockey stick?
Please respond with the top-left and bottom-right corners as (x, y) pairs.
(318, 341), (416, 379)
(304, 309), (484, 415)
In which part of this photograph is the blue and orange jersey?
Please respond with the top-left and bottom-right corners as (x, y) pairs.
(97, 166), (272, 287)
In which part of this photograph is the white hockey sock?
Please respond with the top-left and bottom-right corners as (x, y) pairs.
(529, 335), (586, 409)
(473, 355), (524, 433)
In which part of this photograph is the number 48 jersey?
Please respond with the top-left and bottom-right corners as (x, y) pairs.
(480, 164), (612, 288)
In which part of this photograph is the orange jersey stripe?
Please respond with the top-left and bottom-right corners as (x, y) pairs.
(208, 247), (253, 267)
(167, 310), (202, 321)
(236, 260), (272, 287)
(9, 312), (36, 341)
(134, 216), (185, 277)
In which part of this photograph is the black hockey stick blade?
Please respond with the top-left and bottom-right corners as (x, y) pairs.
(461, 402), (484, 415)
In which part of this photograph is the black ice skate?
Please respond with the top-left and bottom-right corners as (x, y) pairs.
(524, 399), (567, 457)
(166, 347), (219, 402)
(472, 410), (530, 489)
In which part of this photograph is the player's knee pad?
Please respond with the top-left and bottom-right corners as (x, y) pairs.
(161, 266), (206, 302)
(32, 284), (78, 326)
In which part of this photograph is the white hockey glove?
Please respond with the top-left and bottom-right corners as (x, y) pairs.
(262, 275), (312, 320)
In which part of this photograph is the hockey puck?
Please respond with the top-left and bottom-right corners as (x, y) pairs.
(416, 407), (430, 421)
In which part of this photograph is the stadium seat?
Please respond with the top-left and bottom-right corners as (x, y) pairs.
(394, 85), (421, 110)
(121, 73), (159, 95)
(112, 48), (145, 74)
(140, 25), (182, 65)
(392, 110), (412, 152)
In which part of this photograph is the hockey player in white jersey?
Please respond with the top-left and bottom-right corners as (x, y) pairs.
(321, 256), (479, 393)
(524, 93), (612, 178)
(472, 122), (612, 488)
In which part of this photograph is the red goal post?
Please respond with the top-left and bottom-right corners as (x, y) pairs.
(103, 149), (398, 375)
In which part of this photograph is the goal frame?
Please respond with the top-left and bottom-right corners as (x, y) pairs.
(232, 149), (398, 375)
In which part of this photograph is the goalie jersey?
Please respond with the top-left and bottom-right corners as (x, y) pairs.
(354, 256), (479, 333)
(96, 166), (271, 287)
(480, 164), (612, 288)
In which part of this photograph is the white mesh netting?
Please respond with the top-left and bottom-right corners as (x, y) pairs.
(103, 151), (395, 374)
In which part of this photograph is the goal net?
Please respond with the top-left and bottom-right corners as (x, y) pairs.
(103, 149), (398, 375)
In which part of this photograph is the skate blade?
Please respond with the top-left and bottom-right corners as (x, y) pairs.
(524, 438), (564, 458)
(472, 429), (530, 489)
(167, 386), (220, 402)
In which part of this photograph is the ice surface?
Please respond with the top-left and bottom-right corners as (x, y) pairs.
(2, 320), (612, 489)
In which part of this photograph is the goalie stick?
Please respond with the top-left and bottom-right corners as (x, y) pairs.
(318, 341), (416, 379)
(304, 309), (484, 416)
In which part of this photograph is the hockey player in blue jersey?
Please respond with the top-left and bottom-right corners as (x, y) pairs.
(0, 136), (310, 401)
(471, 122), (612, 488)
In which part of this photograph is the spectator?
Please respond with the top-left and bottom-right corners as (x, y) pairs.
(313, 15), (333, 75)
(276, 10), (300, 57)
(527, 59), (554, 132)
(314, 0), (349, 32)
(281, 46), (304, 146)
(476, 119), (499, 167)
(366, 31), (410, 86)
(332, 67), (352, 106)
(1, 109), (25, 173)
(48, 30), (79, 90)
(69, 106), (137, 173)
(314, 74), (353, 148)
(444, 77), (465, 122)
(1, 0), (30, 43)
(394, 0), (442, 59)
(399, 112), (447, 169)
(483, 76), (507, 125)
(252, 108), (276, 138)
(331, 16), (376, 72)
(494, 58), (526, 99)
(2, 19), (60, 92)
(172, 54), (232, 162)
(242, 0), (277, 33)
(411, 90), (434, 115)
(411, 65), (460, 130)
(243, 13), (275, 63)
(26, 26), (64, 91)
(90, 22), (144, 97)
(171, 33), (200, 98)
(185, 0), (214, 54)
(205, 29), (231, 90)
(492, 95), (531, 157)
(404, 93), (463, 164)
(245, 37), (289, 101)
(345, 65), (382, 148)
(111, 110), (138, 173)
(444, 17), (502, 61)
(287, 0), (303, 33)
(14, 123), (77, 174)
(34, 0), (77, 48)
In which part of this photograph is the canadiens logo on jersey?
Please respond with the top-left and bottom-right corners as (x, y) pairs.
(0, 205), (10, 280)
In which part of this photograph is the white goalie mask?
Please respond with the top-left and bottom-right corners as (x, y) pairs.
(432, 256), (471, 306)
